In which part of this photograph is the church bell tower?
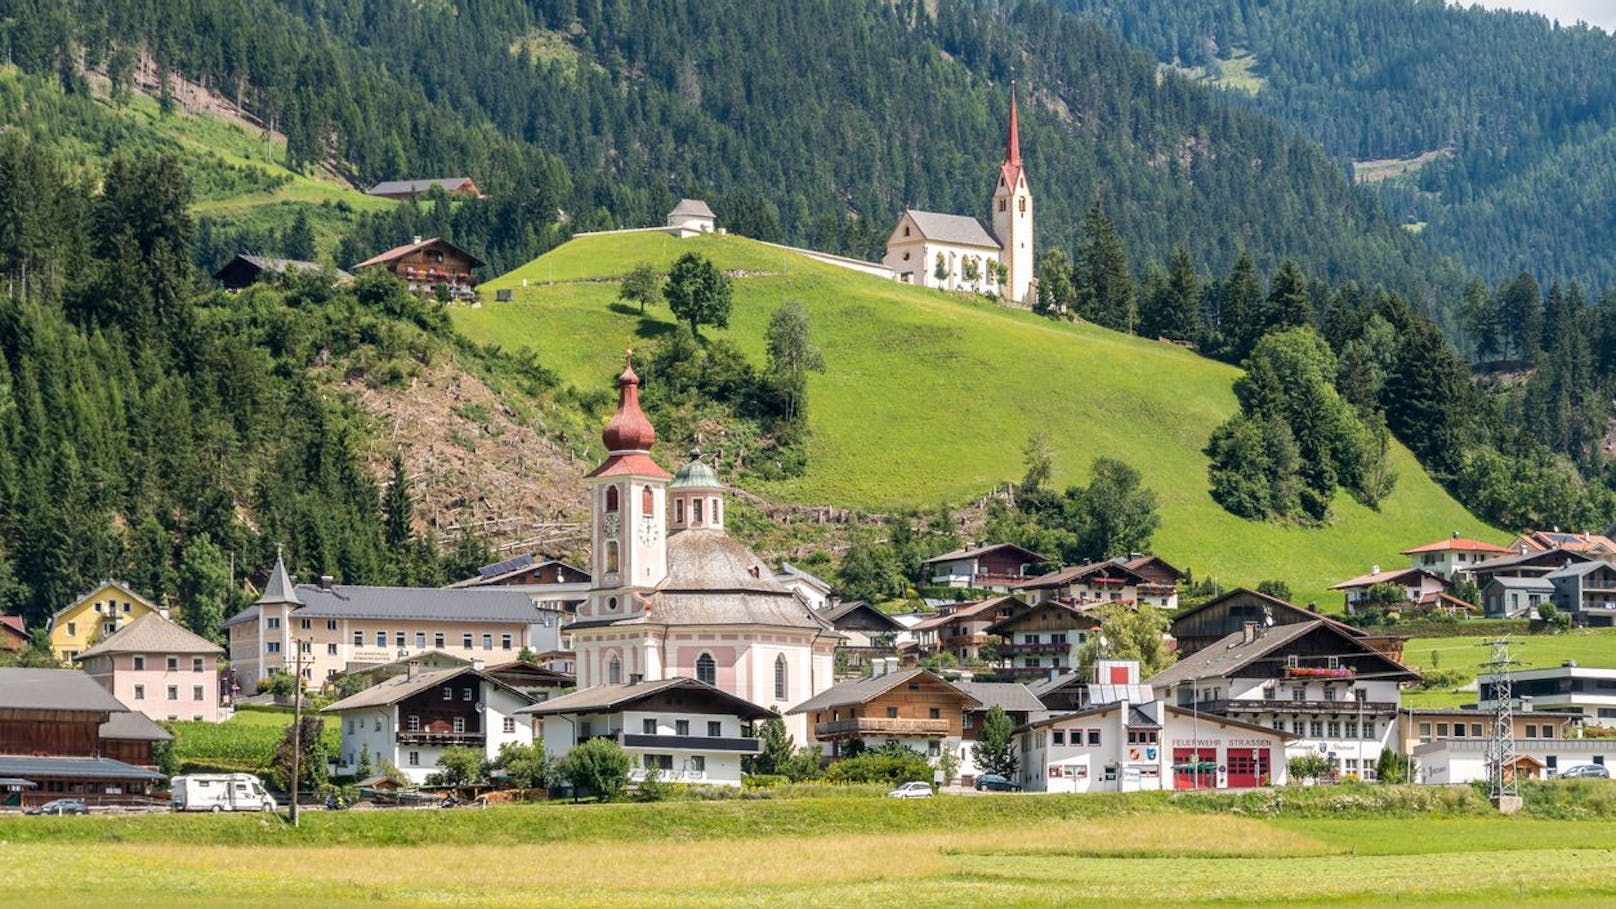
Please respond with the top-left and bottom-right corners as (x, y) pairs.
(991, 82), (1035, 304)
(580, 354), (670, 626)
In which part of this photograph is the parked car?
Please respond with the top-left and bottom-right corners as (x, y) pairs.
(974, 773), (1022, 792)
(887, 781), (934, 798)
(25, 798), (88, 816)
(1558, 764), (1610, 780)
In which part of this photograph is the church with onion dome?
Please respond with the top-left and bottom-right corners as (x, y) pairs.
(564, 355), (841, 741)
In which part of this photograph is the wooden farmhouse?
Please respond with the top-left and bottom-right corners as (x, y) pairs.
(0, 668), (167, 806)
(353, 236), (485, 300)
(789, 665), (980, 760)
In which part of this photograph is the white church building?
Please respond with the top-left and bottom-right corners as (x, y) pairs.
(882, 83), (1035, 304)
(565, 357), (842, 742)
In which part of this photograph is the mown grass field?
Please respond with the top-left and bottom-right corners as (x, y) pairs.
(3, 789), (1616, 908)
(455, 232), (1497, 604)
(1402, 628), (1616, 708)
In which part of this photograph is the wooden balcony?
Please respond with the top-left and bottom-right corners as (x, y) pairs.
(621, 733), (761, 754)
(1000, 641), (1071, 655)
(396, 731), (486, 746)
(814, 717), (950, 739)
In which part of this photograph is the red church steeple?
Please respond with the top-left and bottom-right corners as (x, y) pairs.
(1000, 81), (1024, 190)
(587, 351), (671, 479)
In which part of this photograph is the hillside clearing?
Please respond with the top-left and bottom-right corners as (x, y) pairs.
(455, 232), (1496, 603)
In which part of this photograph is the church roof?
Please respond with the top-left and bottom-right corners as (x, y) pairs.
(259, 552), (302, 606)
(671, 452), (721, 489)
(571, 531), (839, 633)
(588, 355), (672, 480)
(901, 210), (1001, 249)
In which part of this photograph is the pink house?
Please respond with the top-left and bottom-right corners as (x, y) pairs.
(76, 613), (227, 723)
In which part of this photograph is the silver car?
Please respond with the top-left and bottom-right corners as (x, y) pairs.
(1558, 764), (1610, 779)
(887, 781), (934, 798)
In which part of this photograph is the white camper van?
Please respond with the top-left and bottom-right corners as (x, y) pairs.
(170, 773), (278, 812)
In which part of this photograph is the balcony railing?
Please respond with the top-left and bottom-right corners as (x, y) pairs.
(1188, 698), (1397, 716)
(621, 733), (761, 754)
(630, 768), (709, 783)
(396, 731), (486, 746)
(997, 665), (1071, 677)
(814, 717), (949, 738)
(1000, 642), (1071, 655)
(1283, 666), (1356, 680)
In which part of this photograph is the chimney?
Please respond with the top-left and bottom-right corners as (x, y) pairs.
(870, 657), (887, 678)
(1520, 544), (1529, 556)
(1452, 530), (1461, 539)
(319, 575), (334, 590)
(406, 660), (419, 681)
(472, 658), (486, 671)
(1371, 564), (1380, 576)
(411, 235), (423, 245)
(886, 656), (900, 676)
(1241, 621), (1259, 645)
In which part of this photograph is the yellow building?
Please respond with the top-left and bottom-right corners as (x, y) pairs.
(49, 581), (163, 664)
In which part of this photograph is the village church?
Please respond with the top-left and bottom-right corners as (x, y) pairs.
(881, 84), (1035, 303)
(565, 358), (841, 741)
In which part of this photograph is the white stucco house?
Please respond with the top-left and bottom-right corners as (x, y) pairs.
(523, 677), (773, 787)
(323, 664), (536, 785)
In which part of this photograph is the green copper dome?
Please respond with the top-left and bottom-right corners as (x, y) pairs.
(672, 450), (721, 489)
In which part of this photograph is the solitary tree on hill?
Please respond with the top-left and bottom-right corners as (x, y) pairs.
(664, 253), (732, 337)
(619, 262), (661, 315)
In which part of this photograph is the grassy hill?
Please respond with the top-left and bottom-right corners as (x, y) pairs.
(455, 232), (1498, 603)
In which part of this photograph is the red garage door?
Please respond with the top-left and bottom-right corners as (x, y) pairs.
(1226, 748), (1270, 788)
(1172, 748), (1216, 790)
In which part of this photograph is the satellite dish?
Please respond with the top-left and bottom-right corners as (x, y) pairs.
(474, 701), (485, 713)
(1262, 604), (1275, 627)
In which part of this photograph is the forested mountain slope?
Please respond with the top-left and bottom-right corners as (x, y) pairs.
(1054, 0), (1616, 289)
(3, 0), (1446, 295)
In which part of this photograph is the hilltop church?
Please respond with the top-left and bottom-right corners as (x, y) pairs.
(565, 357), (840, 741)
(881, 84), (1035, 303)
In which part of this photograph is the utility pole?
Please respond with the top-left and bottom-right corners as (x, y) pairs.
(289, 637), (311, 826)
(1481, 637), (1521, 813)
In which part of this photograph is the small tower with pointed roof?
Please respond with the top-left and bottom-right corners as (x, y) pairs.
(990, 82), (1035, 304)
(580, 354), (671, 627)
(669, 449), (725, 533)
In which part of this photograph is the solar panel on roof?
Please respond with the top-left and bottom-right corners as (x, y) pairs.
(477, 553), (535, 578)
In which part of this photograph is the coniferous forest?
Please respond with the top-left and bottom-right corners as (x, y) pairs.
(0, 0), (1612, 638)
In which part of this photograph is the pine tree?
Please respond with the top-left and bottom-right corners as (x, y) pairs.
(1074, 203), (1135, 333)
(383, 452), (413, 549)
(1219, 250), (1263, 361)
(1265, 258), (1313, 332)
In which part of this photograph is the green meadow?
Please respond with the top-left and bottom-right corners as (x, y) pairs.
(1402, 627), (1616, 708)
(455, 232), (1497, 604)
(4, 789), (1616, 908)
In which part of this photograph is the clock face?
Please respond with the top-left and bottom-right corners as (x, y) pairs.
(638, 516), (660, 545)
(603, 513), (621, 538)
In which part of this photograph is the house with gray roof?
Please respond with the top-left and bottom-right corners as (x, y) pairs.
(323, 663), (535, 785)
(213, 254), (353, 290)
(366, 177), (485, 200)
(666, 198), (718, 236)
(77, 612), (228, 723)
(1546, 560), (1616, 626)
(1482, 574), (1556, 619)
(225, 553), (549, 693)
(0, 668), (168, 806)
(787, 663), (980, 761)
(523, 677), (771, 788)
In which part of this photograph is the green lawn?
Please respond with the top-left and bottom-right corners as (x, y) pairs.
(1401, 628), (1616, 708)
(4, 792), (1616, 907)
(456, 232), (1497, 604)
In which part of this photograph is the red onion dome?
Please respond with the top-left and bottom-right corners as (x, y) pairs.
(601, 356), (657, 452)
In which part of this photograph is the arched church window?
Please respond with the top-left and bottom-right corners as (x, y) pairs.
(605, 486), (619, 513)
(608, 655), (622, 685)
(1019, 197), (1027, 214)
(696, 653), (716, 686)
(642, 485), (654, 513)
(692, 498), (703, 523)
(998, 199), (1006, 212)
(605, 541), (619, 573)
(774, 654), (788, 701)
(903, 225), (911, 237)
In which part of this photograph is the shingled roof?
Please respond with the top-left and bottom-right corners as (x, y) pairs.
(516, 676), (773, 719)
(787, 667), (979, 714)
(367, 177), (479, 196)
(0, 668), (129, 714)
(900, 210), (1001, 249)
(78, 613), (223, 660)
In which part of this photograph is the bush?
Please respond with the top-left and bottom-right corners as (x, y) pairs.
(561, 737), (631, 802)
(743, 774), (787, 789)
(636, 764), (670, 802)
(823, 749), (932, 786)
(1287, 754), (1331, 782)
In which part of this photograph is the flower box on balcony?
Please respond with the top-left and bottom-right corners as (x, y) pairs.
(1284, 666), (1354, 679)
